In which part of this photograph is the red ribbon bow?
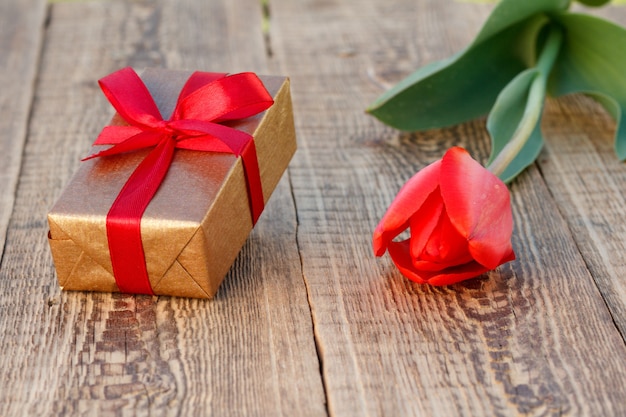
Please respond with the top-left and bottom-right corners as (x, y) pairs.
(84, 67), (274, 295)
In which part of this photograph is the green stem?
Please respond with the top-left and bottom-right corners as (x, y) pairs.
(486, 25), (563, 179)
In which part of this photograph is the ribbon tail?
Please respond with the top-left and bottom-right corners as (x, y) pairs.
(240, 140), (264, 224)
(169, 119), (265, 223)
(106, 137), (176, 295)
(83, 131), (163, 161)
(94, 125), (144, 145)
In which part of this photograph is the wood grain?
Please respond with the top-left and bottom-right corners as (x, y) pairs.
(269, 0), (626, 415)
(2, 0), (626, 415)
(0, 0), (324, 415)
(542, 3), (626, 340)
(0, 0), (47, 261)
(540, 94), (626, 337)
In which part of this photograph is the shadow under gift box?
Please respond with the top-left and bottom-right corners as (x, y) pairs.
(47, 69), (296, 299)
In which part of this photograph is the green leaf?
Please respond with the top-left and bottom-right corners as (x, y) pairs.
(367, 0), (569, 131)
(471, 0), (569, 45)
(575, 0), (610, 6)
(487, 69), (545, 182)
(549, 12), (626, 159)
(486, 24), (563, 182)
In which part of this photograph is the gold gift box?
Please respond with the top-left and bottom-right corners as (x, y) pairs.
(47, 69), (296, 298)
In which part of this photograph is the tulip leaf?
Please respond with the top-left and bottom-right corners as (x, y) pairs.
(575, 0), (610, 5)
(487, 69), (545, 183)
(470, 0), (568, 45)
(549, 12), (626, 160)
(367, 0), (569, 130)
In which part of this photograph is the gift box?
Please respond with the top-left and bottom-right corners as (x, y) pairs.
(47, 68), (296, 298)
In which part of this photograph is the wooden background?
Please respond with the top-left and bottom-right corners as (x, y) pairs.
(1, 0), (625, 415)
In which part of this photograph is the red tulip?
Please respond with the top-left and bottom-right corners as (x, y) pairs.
(373, 147), (515, 286)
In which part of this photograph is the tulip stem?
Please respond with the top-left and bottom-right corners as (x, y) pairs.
(486, 25), (563, 179)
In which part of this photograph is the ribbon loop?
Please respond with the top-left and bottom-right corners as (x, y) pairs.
(88, 67), (274, 295)
(175, 72), (275, 122)
(98, 67), (164, 130)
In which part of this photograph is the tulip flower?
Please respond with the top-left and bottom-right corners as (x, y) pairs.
(373, 147), (515, 286)
(368, 0), (626, 285)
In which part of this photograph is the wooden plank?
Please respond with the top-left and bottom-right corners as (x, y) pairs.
(0, 0), (47, 261)
(0, 0), (325, 415)
(537, 4), (626, 339)
(269, 0), (626, 415)
(541, 94), (626, 336)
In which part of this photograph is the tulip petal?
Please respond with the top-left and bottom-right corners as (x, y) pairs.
(387, 240), (490, 285)
(425, 205), (473, 264)
(426, 263), (491, 286)
(440, 147), (514, 269)
(373, 159), (441, 256)
(386, 240), (428, 284)
(412, 206), (473, 271)
(408, 189), (444, 260)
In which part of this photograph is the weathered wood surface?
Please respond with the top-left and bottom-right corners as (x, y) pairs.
(0, 0), (324, 416)
(0, 0), (46, 261)
(1, 0), (625, 416)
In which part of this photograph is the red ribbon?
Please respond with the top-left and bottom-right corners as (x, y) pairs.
(84, 67), (274, 295)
